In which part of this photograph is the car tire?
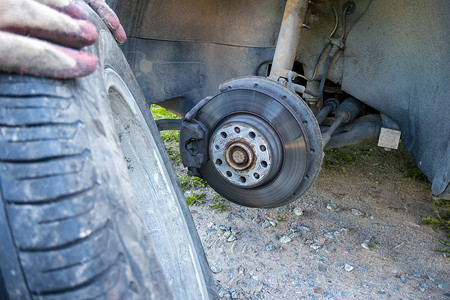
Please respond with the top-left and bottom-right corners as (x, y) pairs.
(0, 9), (217, 300)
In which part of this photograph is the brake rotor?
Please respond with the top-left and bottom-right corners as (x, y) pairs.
(186, 77), (322, 207)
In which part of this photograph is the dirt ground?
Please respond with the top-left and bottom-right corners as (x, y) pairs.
(169, 139), (449, 299)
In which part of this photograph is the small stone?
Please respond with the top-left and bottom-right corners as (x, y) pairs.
(266, 244), (275, 252)
(280, 236), (292, 244)
(324, 232), (335, 240)
(318, 264), (327, 273)
(211, 266), (222, 274)
(262, 221), (271, 228)
(413, 272), (421, 278)
(294, 208), (304, 216)
(289, 232), (301, 238)
(223, 231), (231, 238)
(344, 264), (354, 272)
(438, 284), (445, 289)
(310, 243), (321, 250)
(383, 225), (395, 229)
(314, 236), (326, 245)
(227, 235), (237, 242)
(231, 291), (238, 299)
(218, 287), (229, 297)
(427, 275), (435, 282)
(326, 203), (341, 212)
(291, 222), (310, 231)
(219, 225), (231, 231)
(419, 283), (427, 292)
(238, 267), (245, 276)
(231, 228), (240, 234)
(269, 221), (277, 227)
(361, 242), (369, 250)
(400, 274), (406, 283)
(351, 209), (364, 217)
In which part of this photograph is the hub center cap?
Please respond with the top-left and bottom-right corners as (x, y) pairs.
(226, 142), (253, 170)
(210, 118), (279, 187)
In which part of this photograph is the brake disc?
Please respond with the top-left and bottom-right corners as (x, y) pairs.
(182, 77), (323, 207)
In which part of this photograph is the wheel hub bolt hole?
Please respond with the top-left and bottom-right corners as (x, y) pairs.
(216, 159), (222, 165)
(260, 145), (266, 152)
(249, 132), (256, 139)
(239, 176), (246, 183)
(234, 127), (241, 133)
(261, 161), (268, 168)
(215, 145), (220, 150)
(221, 132), (227, 138)
(226, 171), (232, 177)
(253, 173), (260, 179)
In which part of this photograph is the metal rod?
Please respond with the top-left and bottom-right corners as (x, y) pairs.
(269, 0), (309, 78)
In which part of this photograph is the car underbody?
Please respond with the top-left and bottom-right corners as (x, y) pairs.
(111, 0), (449, 207)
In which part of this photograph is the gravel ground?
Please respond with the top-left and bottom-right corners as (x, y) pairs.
(168, 139), (449, 299)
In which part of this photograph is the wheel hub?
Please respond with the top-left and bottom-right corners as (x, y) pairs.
(210, 120), (277, 187)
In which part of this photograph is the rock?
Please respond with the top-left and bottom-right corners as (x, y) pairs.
(326, 203), (341, 212)
(310, 243), (321, 250)
(324, 232), (335, 240)
(400, 274), (406, 283)
(419, 283), (427, 292)
(289, 232), (301, 238)
(280, 236), (292, 244)
(294, 208), (304, 216)
(318, 264), (327, 273)
(269, 221), (277, 227)
(230, 288), (238, 299)
(218, 287), (229, 297)
(262, 221), (271, 228)
(351, 209), (364, 217)
(361, 242), (369, 250)
(227, 235), (237, 242)
(314, 236), (326, 245)
(219, 225), (231, 231)
(211, 265), (222, 274)
(291, 222), (310, 231)
(238, 267), (245, 276)
(223, 231), (231, 238)
(344, 264), (354, 272)
(266, 244), (275, 252)
(438, 284), (446, 289)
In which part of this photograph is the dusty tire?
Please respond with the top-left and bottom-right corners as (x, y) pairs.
(0, 9), (216, 300)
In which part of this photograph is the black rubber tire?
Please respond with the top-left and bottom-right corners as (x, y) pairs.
(0, 6), (217, 300)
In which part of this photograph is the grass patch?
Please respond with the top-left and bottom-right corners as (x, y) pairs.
(186, 191), (206, 206)
(322, 141), (417, 177)
(368, 240), (381, 249)
(166, 145), (181, 164)
(388, 206), (398, 212)
(150, 105), (181, 142)
(403, 168), (428, 182)
(421, 199), (450, 253)
(209, 199), (228, 212)
(178, 174), (207, 191)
